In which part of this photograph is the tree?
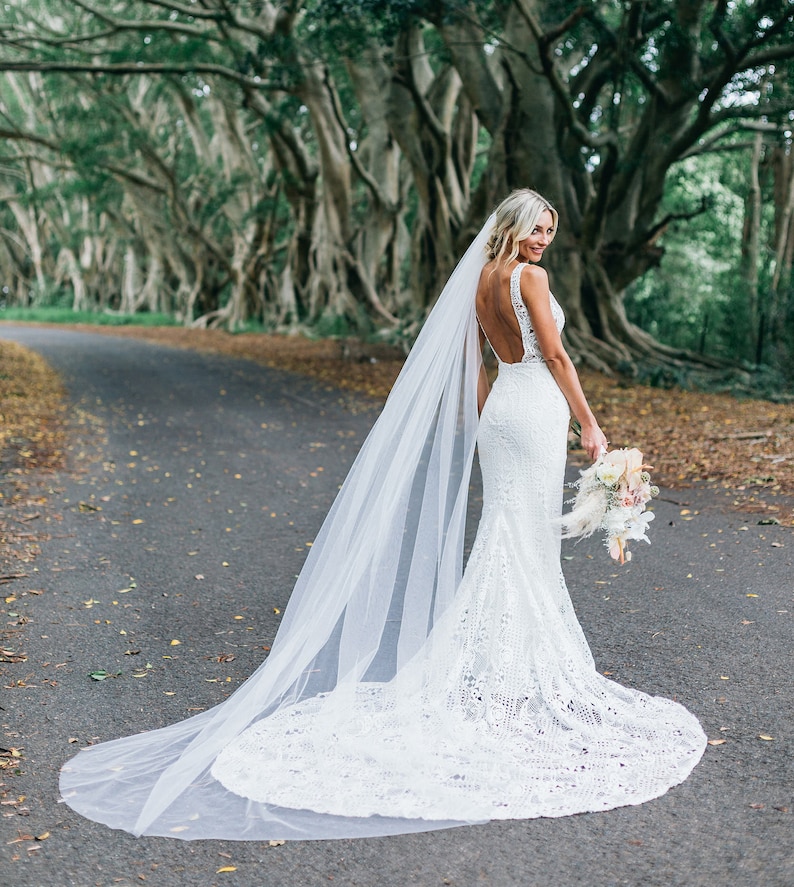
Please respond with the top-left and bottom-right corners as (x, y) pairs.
(0, 0), (791, 375)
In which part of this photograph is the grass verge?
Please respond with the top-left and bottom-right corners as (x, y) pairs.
(0, 307), (176, 326)
(0, 340), (69, 573)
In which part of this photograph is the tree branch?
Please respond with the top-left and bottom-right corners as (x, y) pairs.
(324, 71), (398, 215)
(0, 125), (166, 192)
(393, 30), (448, 147)
(708, 0), (737, 62)
(0, 61), (273, 89)
(1, 0), (288, 58)
(645, 197), (708, 243)
(23, 5), (208, 40)
(537, 4), (589, 45)
(0, 128), (60, 152)
(121, 0), (226, 21)
(743, 41), (794, 68)
(0, 22), (204, 49)
(681, 120), (783, 159)
(514, 0), (618, 151)
(708, 96), (794, 127)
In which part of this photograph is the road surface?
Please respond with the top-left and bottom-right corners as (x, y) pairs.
(0, 325), (791, 887)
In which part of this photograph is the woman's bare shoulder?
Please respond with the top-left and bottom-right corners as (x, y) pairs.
(519, 263), (549, 285)
(519, 263), (549, 298)
(478, 260), (498, 283)
(476, 261), (500, 301)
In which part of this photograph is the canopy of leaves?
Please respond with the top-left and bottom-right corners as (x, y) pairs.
(0, 1), (790, 381)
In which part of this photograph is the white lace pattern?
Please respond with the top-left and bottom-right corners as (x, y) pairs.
(210, 287), (706, 821)
(509, 263), (565, 363)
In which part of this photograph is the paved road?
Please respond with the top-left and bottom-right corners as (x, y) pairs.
(0, 326), (792, 887)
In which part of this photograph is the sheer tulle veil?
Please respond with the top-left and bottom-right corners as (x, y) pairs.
(59, 214), (497, 840)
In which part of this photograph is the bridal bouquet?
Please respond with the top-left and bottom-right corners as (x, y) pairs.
(561, 447), (659, 563)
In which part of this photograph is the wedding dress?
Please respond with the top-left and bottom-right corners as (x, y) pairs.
(209, 265), (706, 820)
(60, 221), (705, 841)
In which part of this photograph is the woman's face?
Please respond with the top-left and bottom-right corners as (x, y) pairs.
(517, 209), (555, 263)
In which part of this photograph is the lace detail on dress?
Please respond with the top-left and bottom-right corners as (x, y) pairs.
(510, 263), (565, 363)
(210, 357), (707, 822)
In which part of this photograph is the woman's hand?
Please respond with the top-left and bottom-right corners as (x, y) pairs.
(580, 421), (608, 462)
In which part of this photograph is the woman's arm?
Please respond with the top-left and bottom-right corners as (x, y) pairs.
(520, 265), (607, 461)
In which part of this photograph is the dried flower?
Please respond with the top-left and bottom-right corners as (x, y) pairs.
(560, 447), (658, 563)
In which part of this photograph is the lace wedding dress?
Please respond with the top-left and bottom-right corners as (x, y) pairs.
(209, 264), (707, 821)
(61, 224), (706, 840)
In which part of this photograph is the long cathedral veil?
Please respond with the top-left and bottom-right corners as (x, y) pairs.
(59, 214), (497, 840)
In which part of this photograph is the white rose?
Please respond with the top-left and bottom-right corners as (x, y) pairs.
(596, 463), (622, 486)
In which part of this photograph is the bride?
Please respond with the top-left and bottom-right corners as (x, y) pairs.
(60, 190), (706, 841)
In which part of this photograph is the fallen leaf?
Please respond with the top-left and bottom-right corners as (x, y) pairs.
(268, 839), (286, 847)
(170, 639), (181, 646)
(758, 734), (775, 741)
(88, 669), (121, 681)
(7, 833), (35, 844)
(707, 739), (727, 746)
(216, 866), (237, 873)
(0, 648), (27, 663)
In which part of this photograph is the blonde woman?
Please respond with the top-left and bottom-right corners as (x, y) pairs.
(61, 191), (705, 841)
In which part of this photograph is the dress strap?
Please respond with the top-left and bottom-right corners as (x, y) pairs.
(509, 263), (534, 361)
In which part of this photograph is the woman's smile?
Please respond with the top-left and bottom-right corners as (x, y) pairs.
(518, 208), (554, 261)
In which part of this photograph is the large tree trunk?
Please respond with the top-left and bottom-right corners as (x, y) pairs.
(741, 133), (764, 361)
(768, 144), (794, 355)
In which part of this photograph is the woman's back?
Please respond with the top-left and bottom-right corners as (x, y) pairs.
(476, 261), (530, 364)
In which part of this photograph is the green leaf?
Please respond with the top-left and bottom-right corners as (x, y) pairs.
(88, 669), (121, 681)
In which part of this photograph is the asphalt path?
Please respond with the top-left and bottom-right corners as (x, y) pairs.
(0, 326), (792, 887)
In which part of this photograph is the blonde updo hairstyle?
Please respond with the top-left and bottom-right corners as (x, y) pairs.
(486, 189), (558, 265)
